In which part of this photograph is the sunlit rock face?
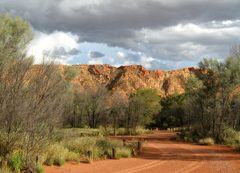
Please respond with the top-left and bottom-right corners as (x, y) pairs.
(34, 64), (201, 97)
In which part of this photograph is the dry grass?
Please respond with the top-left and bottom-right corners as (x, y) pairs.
(198, 138), (215, 145)
(42, 136), (133, 166)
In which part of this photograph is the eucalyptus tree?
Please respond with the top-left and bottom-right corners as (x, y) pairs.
(185, 57), (240, 141)
(0, 13), (71, 170)
(110, 89), (128, 135)
(80, 84), (109, 128)
(126, 89), (161, 132)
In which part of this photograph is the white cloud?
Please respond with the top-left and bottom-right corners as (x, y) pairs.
(140, 22), (240, 61)
(108, 57), (115, 63)
(115, 52), (170, 70)
(117, 52), (125, 59)
(27, 30), (79, 64)
(222, 20), (233, 26)
(88, 58), (103, 64)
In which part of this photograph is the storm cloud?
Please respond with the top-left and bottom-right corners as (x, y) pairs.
(88, 51), (105, 59)
(1, 0), (240, 69)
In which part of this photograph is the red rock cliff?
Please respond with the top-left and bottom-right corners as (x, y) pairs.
(59, 64), (200, 97)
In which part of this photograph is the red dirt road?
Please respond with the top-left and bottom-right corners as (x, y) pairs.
(45, 131), (240, 173)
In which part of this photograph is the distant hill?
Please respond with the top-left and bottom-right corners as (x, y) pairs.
(45, 64), (201, 97)
(34, 64), (201, 97)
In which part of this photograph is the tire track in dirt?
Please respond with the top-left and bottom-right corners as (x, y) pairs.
(115, 133), (201, 173)
(114, 143), (167, 173)
(175, 142), (239, 173)
(174, 144), (204, 173)
(45, 131), (240, 173)
(158, 142), (202, 173)
(199, 147), (239, 173)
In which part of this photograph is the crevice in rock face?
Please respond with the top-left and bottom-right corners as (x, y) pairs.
(34, 64), (200, 97)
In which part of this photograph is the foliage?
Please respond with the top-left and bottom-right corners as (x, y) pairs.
(46, 159), (54, 166)
(87, 158), (93, 164)
(157, 93), (187, 129)
(79, 84), (110, 128)
(42, 136), (132, 166)
(184, 57), (240, 142)
(126, 89), (161, 132)
(58, 157), (65, 167)
(63, 65), (79, 82)
(0, 167), (11, 173)
(98, 126), (152, 136)
(0, 13), (72, 170)
(35, 166), (45, 173)
(0, 13), (34, 70)
(11, 150), (24, 173)
(0, 12), (146, 169)
(198, 138), (215, 145)
(63, 66), (80, 128)
(61, 128), (99, 139)
(117, 148), (131, 158)
(219, 128), (240, 144)
(109, 89), (128, 136)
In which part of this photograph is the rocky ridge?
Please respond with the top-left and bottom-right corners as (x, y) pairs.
(62, 64), (200, 97)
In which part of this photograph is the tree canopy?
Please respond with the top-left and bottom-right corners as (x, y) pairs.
(185, 56), (240, 141)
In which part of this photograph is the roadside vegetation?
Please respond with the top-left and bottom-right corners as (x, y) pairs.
(0, 13), (153, 172)
(165, 50), (240, 149)
(2, 12), (240, 172)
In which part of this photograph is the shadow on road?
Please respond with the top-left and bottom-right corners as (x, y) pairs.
(111, 131), (240, 161)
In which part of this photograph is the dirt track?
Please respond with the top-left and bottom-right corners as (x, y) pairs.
(45, 131), (240, 173)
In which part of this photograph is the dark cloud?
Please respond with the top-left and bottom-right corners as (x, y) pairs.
(122, 52), (171, 70)
(67, 48), (81, 55)
(88, 51), (105, 59)
(52, 47), (67, 56)
(126, 53), (142, 62)
(1, 0), (240, 63)
(52, 47), (81, 57)
(149, 60), (172, 71)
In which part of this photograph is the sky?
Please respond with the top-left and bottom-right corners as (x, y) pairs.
(1, 0), (240, 71)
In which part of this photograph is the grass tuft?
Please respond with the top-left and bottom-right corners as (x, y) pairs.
(198, 138), (214, 145)
(87, 158), (92, 164)
(46, 159), (54, 166)
(58, 157), (65, 167)
(36, 165), (45, 173)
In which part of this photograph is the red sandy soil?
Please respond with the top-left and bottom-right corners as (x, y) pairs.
(45, 131), (240, 173)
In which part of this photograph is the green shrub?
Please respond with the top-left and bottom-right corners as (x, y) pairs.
(170, 134), (179, 141)
(58, 157), (65, 167)
(231, 143), (240, 151)
(0, 167), (11, 173)
(107, 149), (112, 158)
(103, 155), (107, 160)
(41, 133), (134, 164)
(87, 158), (92, 164)
(116, 128), (127, 135)
(93, 148), (101, 159)
(219, 128), (240, 144)
(61, 128), (99, 139)
(36, 165), (45, 173)
(198, 138), (214, 145)
(117, 155), (121, 160)
(99, 126), (113, 136)
(62, 137), (96, 155)
(46, 159), (54, 166)
(131, 126), (153, 135)
(43, 143), (68, 165)
(117, 148), (131, 158)
(96, 138), (122, 152)
(167, 127), (185, 132)
(65, 151), (79, 161)
(11, 150), (24, 173)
